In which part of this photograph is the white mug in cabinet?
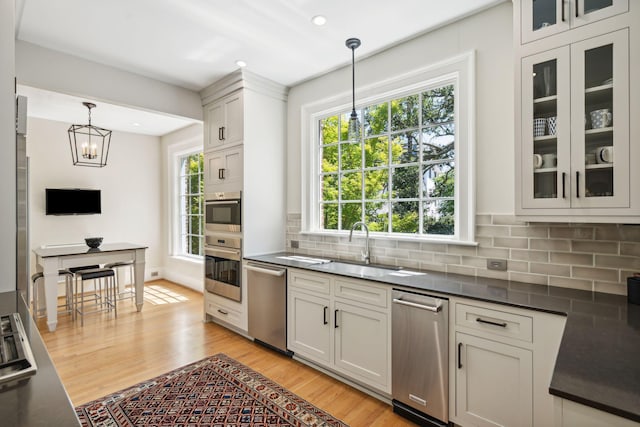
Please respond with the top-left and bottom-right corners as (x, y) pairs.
(542, 153), (557, 168)
(596, 146), (613, 164)
(534, 154), (543, 169)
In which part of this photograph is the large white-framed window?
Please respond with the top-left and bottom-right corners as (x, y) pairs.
(176, 151), (204, 257)
(301, 52), (476, 244)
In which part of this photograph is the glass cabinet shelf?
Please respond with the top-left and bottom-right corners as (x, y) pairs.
(534, 167), (558, 173)
(585, 163), (613, 170)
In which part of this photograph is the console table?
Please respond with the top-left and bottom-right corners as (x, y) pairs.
(33, 242), (147, 332)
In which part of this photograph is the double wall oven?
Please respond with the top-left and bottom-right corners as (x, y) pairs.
(205, 192), (242, 302)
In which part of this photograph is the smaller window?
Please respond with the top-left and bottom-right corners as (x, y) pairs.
(177, 152), (204, 256)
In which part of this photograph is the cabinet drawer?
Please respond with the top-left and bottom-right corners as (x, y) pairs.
(334, 278), (388, 309)
(205, 292), (243, 328)
(456, 303), (533, 343)
(288, 270), (331, 295)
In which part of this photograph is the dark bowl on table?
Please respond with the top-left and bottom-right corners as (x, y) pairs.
(85, 237), (103, 249)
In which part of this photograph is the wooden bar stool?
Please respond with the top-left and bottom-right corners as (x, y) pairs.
(74, 268), (117, 326)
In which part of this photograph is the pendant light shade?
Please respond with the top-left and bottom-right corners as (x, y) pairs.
(346, 37), (361, 141)
(68, 102), (112, 167)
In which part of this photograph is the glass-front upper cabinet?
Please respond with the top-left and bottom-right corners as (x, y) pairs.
(520, 29), (629, 210)
(570, 29), (629, 209)
(521, 0), (628, 43)
(521, 47), (571, 209)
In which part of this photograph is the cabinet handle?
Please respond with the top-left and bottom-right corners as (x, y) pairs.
(218, 127), (223, 141)
(323, 306), (328, 325)
(576, 171), (580, 198)
(575, 0), (579, 18)
(334, 309), (339, 328)
(218, 168), (225, 180)
(458, 343), (463, 369)
(217, 309), (228, 315)
(562, 172), (566, 198)
(561, 0), (565, 22)
(476, 317), (508, 328)
(221, 126), (226, 140)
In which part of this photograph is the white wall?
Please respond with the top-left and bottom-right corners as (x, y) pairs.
(16, 40), (203, 121)
(160, 123), (204, 292)
(287, 2), (514, 215)
(28, 117), (163, 280)
(0, 0), (16, 292)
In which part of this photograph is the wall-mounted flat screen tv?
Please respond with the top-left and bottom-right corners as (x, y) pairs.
(45, 188), (101, 215)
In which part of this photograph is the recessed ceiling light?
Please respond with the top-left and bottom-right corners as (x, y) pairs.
(236, 60), (247, 68)
(311, 15), (327, 26)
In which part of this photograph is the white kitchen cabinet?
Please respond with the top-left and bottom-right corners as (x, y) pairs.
(200, 70), (287, 256)
(520, 0), (628, 44)
(204, 290), (246, 331)
(333, 300), (389, 390)
(450, 298), (566, 427)
(288, 288), (331, 364)
(514, 1), (639, 222)
(287, 269), (391, 394)
(455, 332), (533, 427)
(204, 91), (243, 151)
(554, 398), (640, 427)
(203, 146), (243, 193)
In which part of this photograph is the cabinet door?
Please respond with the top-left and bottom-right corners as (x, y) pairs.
(204, 101), (225, 151)
(570, 29), (629, 208)
(521, 0), (628, 44)
(333, 301), (389, 391)
(204, 92), (243, 151)
(287, 290), (331, 364)
(204, 147), (243, 193)
(455, 332), (533, 427)
(521, 46), (571, 209)
(521, 0), (570, 44)
(223, 92), (243, 146)
(572, 0), (628, 28)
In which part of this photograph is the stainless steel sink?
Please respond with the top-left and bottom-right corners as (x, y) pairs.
(321, 261), (400, 278)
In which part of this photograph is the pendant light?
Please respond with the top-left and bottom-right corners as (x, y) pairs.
(346, 37), (361, 141)
(68, 102), (112, 167)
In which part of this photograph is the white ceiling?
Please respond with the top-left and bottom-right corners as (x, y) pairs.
(15, 0), (504, 135)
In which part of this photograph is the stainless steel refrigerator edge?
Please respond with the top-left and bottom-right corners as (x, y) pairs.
(246, 262), (289, 354)
(16, 95), (28, 301)
(392, 289), (449, 427)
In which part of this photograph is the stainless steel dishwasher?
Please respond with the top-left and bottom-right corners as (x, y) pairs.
(392, 288), (449, 427)
(245, 261), (291, 355)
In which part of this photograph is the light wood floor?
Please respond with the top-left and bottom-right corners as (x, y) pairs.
(37, 280), (415, 427)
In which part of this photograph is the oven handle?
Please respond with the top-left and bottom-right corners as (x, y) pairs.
(206, 200), (240, 205)
(245, 264), (286, 277)
(204, 246), (241, 260)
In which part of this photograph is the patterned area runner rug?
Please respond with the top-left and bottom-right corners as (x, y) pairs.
(76, 353), (348, 426)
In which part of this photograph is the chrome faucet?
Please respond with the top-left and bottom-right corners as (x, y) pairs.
(349, 221), (370, 264)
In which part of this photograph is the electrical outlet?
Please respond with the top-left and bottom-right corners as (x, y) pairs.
(291, 240), (299, 249)
(150, 271), (159, 277)
(487, 259), (507, 271)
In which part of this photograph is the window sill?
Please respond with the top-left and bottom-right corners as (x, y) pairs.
(170, 255), (204, 264)
(299, 230), (478, 247)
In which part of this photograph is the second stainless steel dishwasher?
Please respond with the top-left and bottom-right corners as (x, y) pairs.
(392, 288), (449, 427)
(245, 261), (290, 355)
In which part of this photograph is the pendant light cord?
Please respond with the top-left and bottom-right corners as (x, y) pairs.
(351, 46), (356, 115)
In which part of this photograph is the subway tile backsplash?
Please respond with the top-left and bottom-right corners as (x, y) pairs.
(286, 213), (640, 296)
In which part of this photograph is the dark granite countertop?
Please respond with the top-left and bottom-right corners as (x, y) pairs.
(0, 292), (80, 426)
(245, 252), (640, 423)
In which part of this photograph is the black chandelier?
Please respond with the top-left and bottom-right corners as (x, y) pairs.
(345, 37), (361, 141)
(68, 102), (112, 167)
